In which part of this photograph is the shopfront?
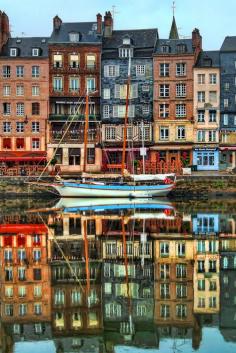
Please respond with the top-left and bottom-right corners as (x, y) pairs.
(193, 148), (219, 171)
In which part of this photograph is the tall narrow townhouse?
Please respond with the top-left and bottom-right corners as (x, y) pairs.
(101, 12), (158, 173)
(193, 51), (220, 170)
(0, 11), (49, 175)
(152, 17), (202, 172)
(47, 14), (102, 174)
(219, 37), (236, 170)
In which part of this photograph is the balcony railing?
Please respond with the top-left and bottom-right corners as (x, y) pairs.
(50, 128), (100, 144)
(49, 114), (100, 122)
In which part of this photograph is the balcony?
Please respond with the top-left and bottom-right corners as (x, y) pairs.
(49, 114), (100, 122)
(49, 128), (100, 144)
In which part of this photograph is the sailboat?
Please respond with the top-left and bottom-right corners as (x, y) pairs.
(37, 55), (176, 198)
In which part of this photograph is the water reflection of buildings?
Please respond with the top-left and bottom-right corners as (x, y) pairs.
(0, 217), (52, 351)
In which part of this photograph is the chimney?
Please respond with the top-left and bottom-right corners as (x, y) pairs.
(53, 15), (62, 31)
(104, 11), (113, 38)
(192, 28), (202, 61)
(96, 13), (102, 35)
(0, 11), (10, 52)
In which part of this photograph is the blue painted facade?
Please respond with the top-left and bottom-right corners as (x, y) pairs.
(193, 148), (219, 171)
(192, 214), (219, 235)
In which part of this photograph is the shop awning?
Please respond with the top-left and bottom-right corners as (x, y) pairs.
(150, 145), (193, 151)
(103, 148), (147, 152)
(0, 151), (47, 162)
(220, 147), (236, 151)
(0, 224), (48, 234)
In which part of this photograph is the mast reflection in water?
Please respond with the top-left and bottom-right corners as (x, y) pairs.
(0, 198), (236, 353)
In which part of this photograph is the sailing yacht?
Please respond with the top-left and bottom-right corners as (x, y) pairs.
(39, 55), (176, 198)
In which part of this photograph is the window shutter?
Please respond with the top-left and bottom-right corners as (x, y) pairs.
(113, 105), (118, 118)
(104, 65), (109, 77)
(115, 65), (120, 77)
(114, 84), (120, 99)
(131, 83), (138, 98)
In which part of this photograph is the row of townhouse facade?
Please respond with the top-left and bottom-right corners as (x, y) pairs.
(0, 10), (236, 175)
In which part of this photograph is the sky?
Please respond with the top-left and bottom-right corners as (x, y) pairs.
(1, 0), (236, 50)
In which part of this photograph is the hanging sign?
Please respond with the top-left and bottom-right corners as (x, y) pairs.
(140, 147), (147, 156)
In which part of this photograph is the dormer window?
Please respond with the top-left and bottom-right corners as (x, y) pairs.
(10, 48), (17, 57)
(177, 44), (187, 53)
(119, 48), (133, 58)
(69, 32), (80, 43)
(16, 39), (22, 44)
(123, 37), (131, 45)
(161, 45), (170, 53)
(32, 48), (39, 57)
(203, 58), (212, 67)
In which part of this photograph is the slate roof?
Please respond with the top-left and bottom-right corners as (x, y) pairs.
(0, 37), (49, 57)
(155, 38), (194, 54)
(221, 36), (236, 52)
(49, 22), (102, 44)
(195, 50), (220, 68)
(103, 29), (158, 49)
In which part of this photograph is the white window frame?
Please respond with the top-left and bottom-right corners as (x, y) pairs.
(176, 63), (186, 76)
(32, 85), (40, 96)
(176, 104), (186, 118)
(176, 83), (186, 97)
(10, 48), (17, 57)
(104, 65), (119, 77)
(16, 122), (24, 133)
(160, 63), (169, 77)
(159, 84), (169, 98)
(103, 88), (110, 99)
(3, 85), (10, 96)
(209, 73), (217, 84)
(159, 103), (169, 118)
(177, 126), (186, 139)
(32, 48), (39, 57)
(16, 85), (24, 96)
(103, 105), (110, 118)
(223, 114), (228, 125)
(160, 126), (169, 140)
(16, 103), (25, 116)
(136, 65), (145, 76)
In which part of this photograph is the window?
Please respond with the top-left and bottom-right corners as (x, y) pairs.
(209, 91), (217, 103)
(197, 130), (205, 142)
(142, 84), (149, 92)
(18, 286), (26, 297)
(18, 267), (26, 281)
(209, 260), (216, 272)
(209, 110), (217, 122)
(198, 297), (205, 308)
(209, 130), (216, 142)
(177, 126), (185, 139)
(160, 283), (170, 299)
(176, 283), (187, 298)
(160, 304), (170, 318)
(234, 116), (236, 125)
(3, 138), (11, 149)
(176, 264), (187, 278)
(160, 126), (169, 140)
(86, 77), (96, 92)
(5, 304), (13, 316)
(105, 126), (116, 140)
(32, 48), (39, 56)
(53, 77), (63, 91)
(69, 32), (80, 42)
(198, 110), (205, 122)
(33, 268), (42, 281)
(32, 66), (40, 78)
(16, 66), (24, 78)
(16, 85), (24, 96)
(161, 45), (170, 53)
(53, 54), (63, 68)
(34, 285), (42, 297)
(32, 102), (40, 115)
(197, 240), (206, 253)
(16, 138), (25, 149)
(160, 264), (170, 279)
(223, 114), (228, 125)
(198, 91), (205, 102)
(119, 48), (133, 58)
(136, 65), (145, 76)
(32, 85), (40, 96)
(114, 83), (138, 99)
(198, 74), (205, 84)
(34, 303), (42, 315)
(209, 297), (217, 308)
(33, 249), (41, 261)
(103, 105), (110, 118)
(209, 73), (217, 84)
(224, 99), (229, 108)
(113, 105), (135, 118)
(4, 249), (13, 261)
(3, 65), (11, 78)
(176, 242), (185, 257)
(71, 289), (81, 304)
(176, 83), (186, 97)
(87, 148), (95, 164)
(16, 122), (24, 133)
(176, 104), (186, 118)
(224, 82), (230, 91)
(5, 286), (13, 297)
(54, 289), (65, 305)
(142, 105), (150, 115)
(16, 103), (24, 116)
(105, 303), (121, 318)
(86, 54), (96, 69)
(177, 44), (186, 53)
(160, 63), (169, 77)
(159, 84), (169, 97)
(160, 242), (169, 257)
(69, 54), (79, 68)
(69, 148), (81, 165)
(5, 267), (13, 281)
(159, 103), (169, 118)
(69, 77), (80, 91)
(209, 240), (217, 253)
(32, 122), (40, 133)
(103, 88), (110, 99)
(3, 85), (10, 96)
(176, 304), (187, 318)
(176, 63), (186, 76)
(18, 304), (27, 317)
(104, 65), (119, 77)
(3, 102), (11, 115)
(3, 122), (11, 133)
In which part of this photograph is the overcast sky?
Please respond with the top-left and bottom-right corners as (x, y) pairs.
(1, 0), (235, 50)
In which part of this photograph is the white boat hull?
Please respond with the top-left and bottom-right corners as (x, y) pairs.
(51, 182), (175, 198)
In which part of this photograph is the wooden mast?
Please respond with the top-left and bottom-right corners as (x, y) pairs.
(121, 55), (131, 177)
(83, 90), (89, 173)
(83, 218), (90, 294)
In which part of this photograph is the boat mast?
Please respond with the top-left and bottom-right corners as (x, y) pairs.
(83, 90), (89, 173)
(83, 218), (90, 294)
(121, 55), (131, 177)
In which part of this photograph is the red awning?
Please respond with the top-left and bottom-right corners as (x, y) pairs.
(220, 147), (236, 151)
(0, 151), (47, 162)
(0, 224), (48, 234)
(103, 148), (147, 152)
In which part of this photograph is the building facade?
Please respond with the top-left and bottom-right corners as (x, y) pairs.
(193, 51), (220, 170)
(152, 18), (202, 172)
(0, 12), (49, 175)
(47, 14), (102, 174)
(101, 12), (157, 173)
